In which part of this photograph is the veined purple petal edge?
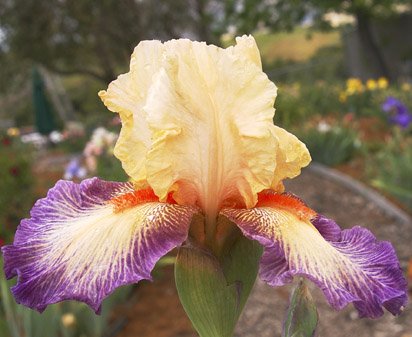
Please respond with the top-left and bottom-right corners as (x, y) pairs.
(2, 177), (197, 313)
(260, 215), (408, 318)
(222, 205), (408, 319)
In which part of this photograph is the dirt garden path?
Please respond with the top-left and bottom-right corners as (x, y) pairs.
(116, 166), (412, 337)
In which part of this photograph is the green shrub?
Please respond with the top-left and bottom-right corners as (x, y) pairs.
(274, 80), (345, 129)
(369, 131), (412, 211)
(274, 84), (307, 128)
(0, 135), (35, 243)
(274, 83), (330, 129)
(298, 126), (360, 166)
(55, 136), (88, 154)
(96, 154), (128, 182)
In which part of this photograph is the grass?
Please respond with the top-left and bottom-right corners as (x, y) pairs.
(254, 28), (341, 63)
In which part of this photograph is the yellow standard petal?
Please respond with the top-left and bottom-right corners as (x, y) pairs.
(99, 36), (311, 217)
(99, 41), (165, 182)
(144, 37), (279, 216)
(271, 126), (311, 191)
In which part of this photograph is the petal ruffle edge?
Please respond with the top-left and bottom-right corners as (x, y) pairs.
(222, 199), (407, 318)
(2, 178), (198, 313)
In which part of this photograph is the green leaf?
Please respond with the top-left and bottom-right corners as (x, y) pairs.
(175, 234), (262, 337)
(220, 234), (263, 312)
(282, 279), (318, 337)
(1, 269), (20, 337)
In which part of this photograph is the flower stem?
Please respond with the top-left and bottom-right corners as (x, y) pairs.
(205, 212), (218, 248)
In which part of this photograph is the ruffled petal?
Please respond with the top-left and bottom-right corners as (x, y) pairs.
(2, 178), (197, 313)
(144, 37), (278, 214)
(98, 36), (311, 213)
(232, 35), (262, 68)
(271, 126), (311, 190)
(98, 41), (164, 182)
(221, 193), (407, 318)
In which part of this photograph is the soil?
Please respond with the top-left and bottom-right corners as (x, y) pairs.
(32, 152), (74, 195)
(114, 168), (412, 337)
(115, 270), (195, 337)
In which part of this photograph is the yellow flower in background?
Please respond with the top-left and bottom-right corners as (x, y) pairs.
(401, 82), (411, 91)
(6, 127), (20, 137)
(338, 91), (347, 103)
(346, 77), (363, 95)
(377, 77), (388, 89)
(61, 313), (76, 328)
(366, 79), (377, 91)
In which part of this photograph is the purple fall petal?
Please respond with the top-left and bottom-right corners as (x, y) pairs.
(391, 112), (412, 128)
(2, 177), (197, 313)
(381, 96), (412, 128)
(222, 208), (408, 319)
(381, 97), (402, 112)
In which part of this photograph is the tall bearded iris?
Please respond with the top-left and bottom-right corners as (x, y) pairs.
(2, 37), (407, 322)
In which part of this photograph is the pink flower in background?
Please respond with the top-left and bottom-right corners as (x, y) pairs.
(83, 127), (118, 173)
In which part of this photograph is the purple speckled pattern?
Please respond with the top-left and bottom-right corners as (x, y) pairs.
(222, 209), (408, 319)
(2, 177), (197, 313)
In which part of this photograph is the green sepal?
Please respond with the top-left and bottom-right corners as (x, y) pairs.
(175, 234), (262, 337)
(282, 279), (318, 337)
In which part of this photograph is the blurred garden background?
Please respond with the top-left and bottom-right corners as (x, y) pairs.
(0, 1), (412, 336)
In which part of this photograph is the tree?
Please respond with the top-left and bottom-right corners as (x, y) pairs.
(193, 0), (309, 42)
(199, 0), (411, 79)
(3, 0), (408, 84)
(0, 0), (197, 84)
(0, 0), (323, 85)
(299, 0), (412, 79)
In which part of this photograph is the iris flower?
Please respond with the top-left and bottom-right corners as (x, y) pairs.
(382, 96), (412, 129)
(63, 157), (87, 180)
(2, 36), (407, 319)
